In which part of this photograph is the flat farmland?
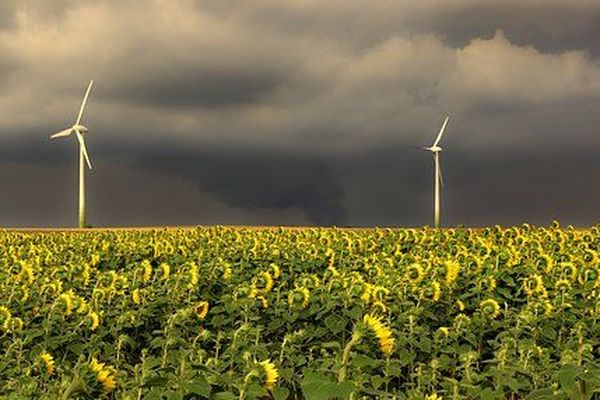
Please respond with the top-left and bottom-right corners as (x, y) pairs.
(1, 225), (600, 399)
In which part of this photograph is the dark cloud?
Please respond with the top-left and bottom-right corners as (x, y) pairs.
(137, 149), (346, 225)
(106, 65), (291, 109)
(433, 3), (600, 56)
(334, 146), (600, 227)
(1, 1), (600, 227)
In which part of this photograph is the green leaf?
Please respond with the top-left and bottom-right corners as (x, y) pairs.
(183, 378), (211, 397)
(213, 391), (236, 400)
(142, 376), (170, 388)
(273, 387), (290, 400)
(324, 314), (348, 335)
(350, 354), (379, 369)
(300, 369), (355, 400)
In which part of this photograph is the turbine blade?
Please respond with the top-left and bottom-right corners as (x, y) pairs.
(50, 128), (73, 139)
(438, 162), (444, 188)
(432, 116), (449, 147)
(75, 80), (94, 125)
(75, 130), (92, 169)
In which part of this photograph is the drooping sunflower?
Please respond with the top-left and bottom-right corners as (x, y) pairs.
(555, 278), (571, 291)
(58, 291), (74, 316)
(256, 271), (274, 293)
(363, 314), (395, 356)
(480, 299), (501, 319)
(159, 263), (171, 280)
(406, 263), (425, 286)
(90, 358), (117, 392)
(141, 260), (153, 283)
(132, 288), (141, 305)
(444, 261), (461, 286)
(522, 274), (545, 297)
(0, 306), (11, 330)
(421, 281), (442, 303)
(88, 311), (100, 331)
(39, 352), (55, 375)
(258, 360), (278, 390)
(288, 287), (311, 310)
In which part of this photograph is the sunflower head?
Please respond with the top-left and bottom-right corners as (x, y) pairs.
(363, 314), (395, 356)
(258, 360), (278, 390)
(195, 301), (209, 320)
(39, 352), (55, 375)
(132, 289), (141, 305)
(90, 358), (117, 392)
(421, 281), (442, 303)
(88, 311), (100, 331)
(159, 263), (171, 280)
(444, 261), (461, 286)
(406, 263), (425, 286)
(0, 306), (11, 331)
(555, 278), (571, 291)
(480, 299), (501, 319)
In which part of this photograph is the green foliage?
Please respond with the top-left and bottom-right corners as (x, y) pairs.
(0, 224), (600, 398)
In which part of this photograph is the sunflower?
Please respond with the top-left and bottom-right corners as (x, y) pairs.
(10, 317), (23, 333)
(132, 289), (141, 305)
(421, 281), (442, 303)
(40, 352), (55, 375)
(258, 360), (278, 390)
(270, 263), (281, 279)
(444, 261), (461, 286)
(560, 262), (578, 281)
(288, 287), (311, 309)
(88, 311), (100, 331)
(195, 301), (209, 320)
(482, 276), (496, 292)
(187, 262), (199, 289)
(555, 278), (571, 291)
(480, 299), (501, 319)
(90, 358), (117, 392)
(0, 306), (11, 330)
(406, 263), (425, 286)
(159, 263), (170, 280)
(58, 291), (74, 316)
(522, 274), (545, 297)
(363, 314), (395, 356)
(141, 260), (152, 283)
(256, 272), (274, 293)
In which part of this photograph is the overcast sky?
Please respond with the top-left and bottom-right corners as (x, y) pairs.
(1, 0), (600, 227)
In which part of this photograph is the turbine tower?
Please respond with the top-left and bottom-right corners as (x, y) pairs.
(50, 80), (94, 228)
(422, 116), (449, 228)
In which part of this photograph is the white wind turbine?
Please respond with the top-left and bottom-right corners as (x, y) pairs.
(422, 116), (449, 228)
(50, 80), (94, 228)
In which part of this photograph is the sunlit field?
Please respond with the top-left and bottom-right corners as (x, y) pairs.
(2, 225), (600, 399)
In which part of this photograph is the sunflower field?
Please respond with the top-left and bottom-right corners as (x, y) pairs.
(2, 224), (600, 399)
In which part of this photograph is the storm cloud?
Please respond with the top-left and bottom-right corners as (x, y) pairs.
(0, 0), (600, 227)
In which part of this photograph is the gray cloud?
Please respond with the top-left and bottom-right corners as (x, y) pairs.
(0, 0), (600, 226)
(137, 149), (346, 225)
(106, 63), (293, 109)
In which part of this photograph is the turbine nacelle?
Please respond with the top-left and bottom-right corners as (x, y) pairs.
(73, 124), (88, 134)
(423, 146), (442, 153)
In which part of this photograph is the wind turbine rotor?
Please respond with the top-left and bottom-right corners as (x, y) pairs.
(432, 116), (449, 147)
(75, 130), (92, 169)
(50, 128), (74, 139)
(76, 80), (94, 126)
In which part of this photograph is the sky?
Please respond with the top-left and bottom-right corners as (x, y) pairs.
(1, 0), (600, 227)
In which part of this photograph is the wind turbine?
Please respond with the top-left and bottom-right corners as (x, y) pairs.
(50, 80), (94, 228)
(422, 116), (449, 228)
